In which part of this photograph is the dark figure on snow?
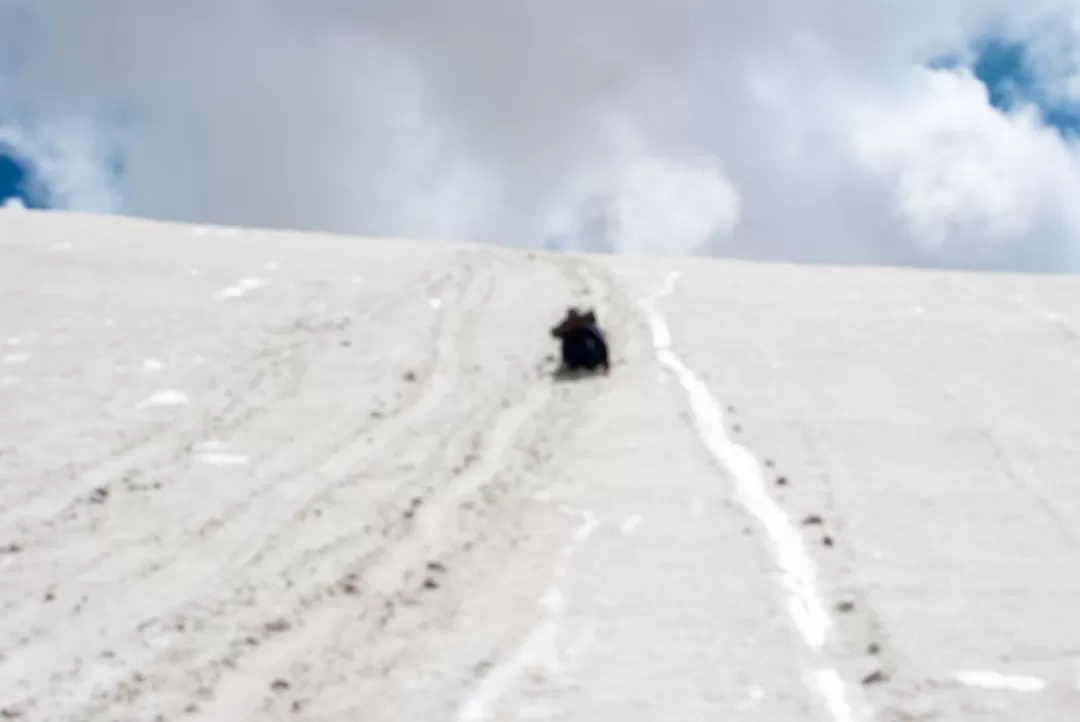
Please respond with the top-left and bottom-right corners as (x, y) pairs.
(550, 307), (610, 374)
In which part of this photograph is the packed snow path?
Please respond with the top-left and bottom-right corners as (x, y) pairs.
(1, 211), (1078, 721)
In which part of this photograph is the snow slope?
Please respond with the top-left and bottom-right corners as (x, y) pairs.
(0, 210), (1077, 721)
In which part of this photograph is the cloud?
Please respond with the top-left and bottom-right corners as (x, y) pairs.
(1, 0), (1080, 270)
(848, 67), (1080, 269)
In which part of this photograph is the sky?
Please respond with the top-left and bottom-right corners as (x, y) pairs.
(1, 1), (1080, 272)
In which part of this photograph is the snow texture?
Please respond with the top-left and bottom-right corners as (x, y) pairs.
(0, 209), (1077, 721)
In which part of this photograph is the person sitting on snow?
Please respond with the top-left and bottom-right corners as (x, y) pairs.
(550, 307), (610, 374)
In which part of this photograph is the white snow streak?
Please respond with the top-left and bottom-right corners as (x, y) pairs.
(639, 270), (855, 722)
(215, 278), (267, 300)
(955, 670), (1047, 693)
(135, 389), (190, 410)
(457, 508), (598, 722)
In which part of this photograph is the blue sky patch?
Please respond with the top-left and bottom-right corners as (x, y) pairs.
(936, 36), (1080, 138)
(0, 147), (46, 207)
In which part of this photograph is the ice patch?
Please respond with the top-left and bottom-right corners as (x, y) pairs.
(955, 670), (1046, 693)
(430, 297), (443, 309)
(143, 358), (166, 372)
(1, 375), (19, 385)
(136, 389), (190, 410)
(215, 278), (267, 300)
(1, 354), (28, 365)
(104, 319), (117, 328)
(5, 337), (21, 346)
(620, 515), (642, 534)
(263, 262), (279, 272)
(50, 242), (71, 251)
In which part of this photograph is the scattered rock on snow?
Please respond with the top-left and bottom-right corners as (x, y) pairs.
(801, 514), (824, 526)
(861, 669), (889, 686)
(836, 601), (856, 613)
(264, 619), (292, 633)
(270, 679), (290, 691)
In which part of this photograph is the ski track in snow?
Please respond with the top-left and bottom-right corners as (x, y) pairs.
(457, 508), (600, 722)
(639, 270), (856, 722)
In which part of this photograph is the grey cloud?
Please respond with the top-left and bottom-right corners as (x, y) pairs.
(2, 0), (1080, 269)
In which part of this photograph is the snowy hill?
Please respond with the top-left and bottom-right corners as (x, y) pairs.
(1, 210), (1078, 721)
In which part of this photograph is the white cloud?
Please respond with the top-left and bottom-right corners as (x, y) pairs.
(611, 157), (741, 257)
(1, 0), (1080, 269)
(849, 67), (1080, 267)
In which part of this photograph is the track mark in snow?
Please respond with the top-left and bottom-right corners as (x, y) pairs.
(954, 670), (1047, 693)
(457, 508), (599, 722)
(640, 271), (857, 722)
(215, 278), (267, 300)
(135, 389), (190, 410)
